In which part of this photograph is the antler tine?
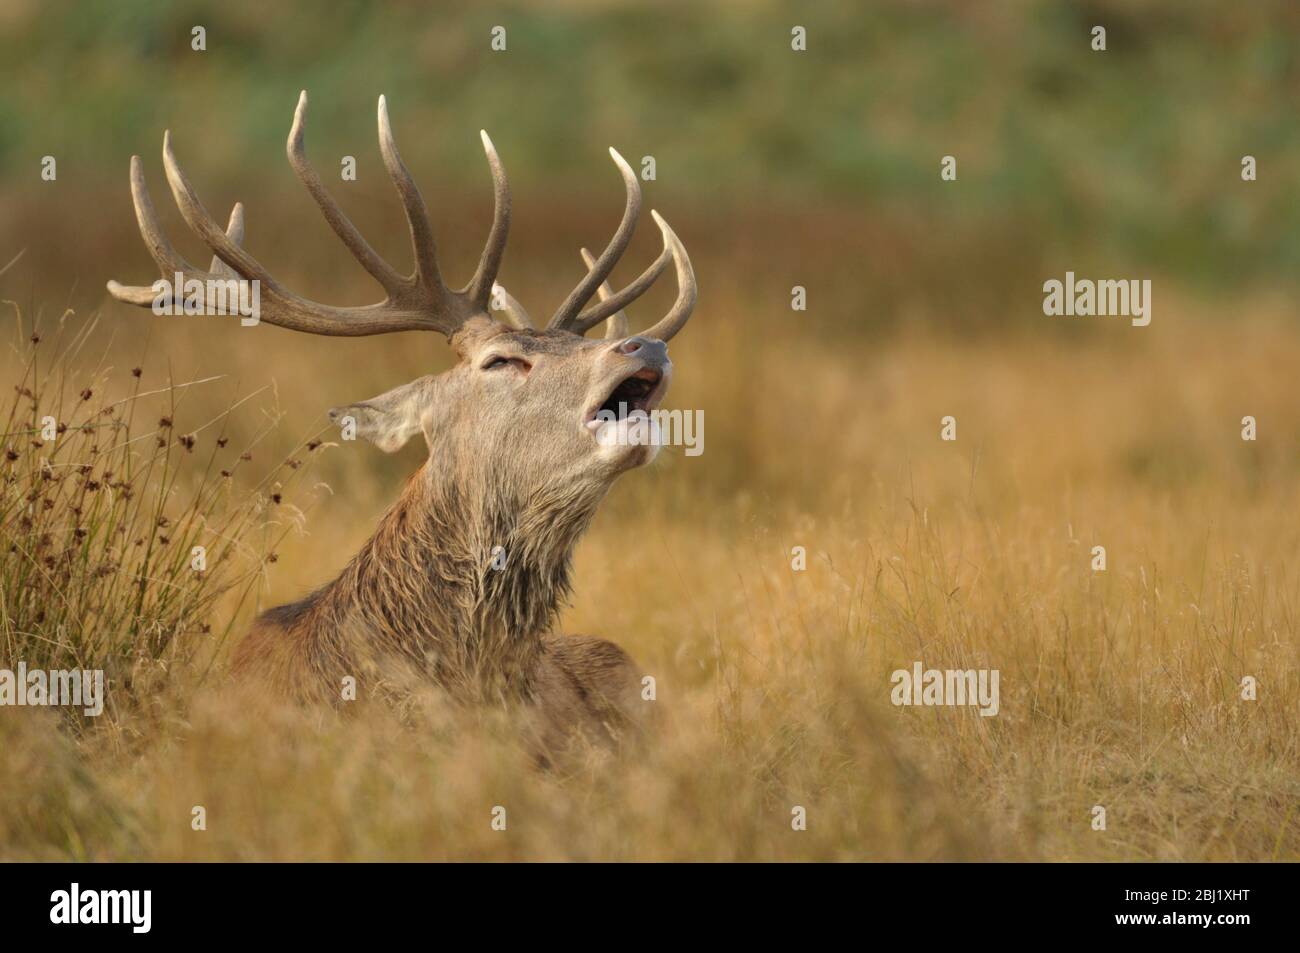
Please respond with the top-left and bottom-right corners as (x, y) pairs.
(288, 91), (403, 294)
(547, 147), (641, 331)
(577, 247), (628, 339)
(209, 203), (245, 277)
(490, 282), (534, 330)
(467, 130), (511, 309)
(122, 154), (195, 276)
(160, 129), (279, 288)
(568, 242), (672, 336)
(106, 154), (212, 306)
(376, 95), (444, 294)
(639, 211), (697, 343)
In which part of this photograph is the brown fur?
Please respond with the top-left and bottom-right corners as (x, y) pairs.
(233, 320), (666, 752)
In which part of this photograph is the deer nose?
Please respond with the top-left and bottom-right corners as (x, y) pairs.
(616, 335), (667, 364)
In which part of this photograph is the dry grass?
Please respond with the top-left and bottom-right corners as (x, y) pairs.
(1, 281), (1297, 861)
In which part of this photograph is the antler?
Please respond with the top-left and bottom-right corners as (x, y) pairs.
(108, 92), (515, 339)
(109, 92), (697, 342)
(547, 149), (697, 341)
(579, 247), (628, 340)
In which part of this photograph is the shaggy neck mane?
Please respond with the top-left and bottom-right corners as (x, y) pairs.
(306, 460), (608, 702)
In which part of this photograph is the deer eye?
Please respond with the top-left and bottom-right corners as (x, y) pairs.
(480, 355), (532, 373)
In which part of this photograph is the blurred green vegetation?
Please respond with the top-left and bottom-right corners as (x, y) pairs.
(1, 0), (1298, 316)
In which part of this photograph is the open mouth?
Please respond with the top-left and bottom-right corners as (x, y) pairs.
(585, 367), (663, 429)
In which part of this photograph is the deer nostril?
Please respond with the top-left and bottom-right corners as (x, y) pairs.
(616, 335), (668, 360)
(613, 335), (669, 368)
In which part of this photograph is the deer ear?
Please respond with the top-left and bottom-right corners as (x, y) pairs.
(328, 376), (435, 453)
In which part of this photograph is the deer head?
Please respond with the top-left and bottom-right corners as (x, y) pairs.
(109, 91), (695, 505)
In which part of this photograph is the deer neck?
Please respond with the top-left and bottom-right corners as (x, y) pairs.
(330, 460), (607, 695)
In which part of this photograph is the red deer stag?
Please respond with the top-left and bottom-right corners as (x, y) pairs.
(108, 92), (696, 750)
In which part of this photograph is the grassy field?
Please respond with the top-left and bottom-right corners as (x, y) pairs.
(1, 289), (1296, 861)
(1, 0), (1298, 861)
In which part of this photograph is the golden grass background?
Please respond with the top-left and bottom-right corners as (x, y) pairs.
(1, 0), (1298, 860)
(2, 296), (1296, 860)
